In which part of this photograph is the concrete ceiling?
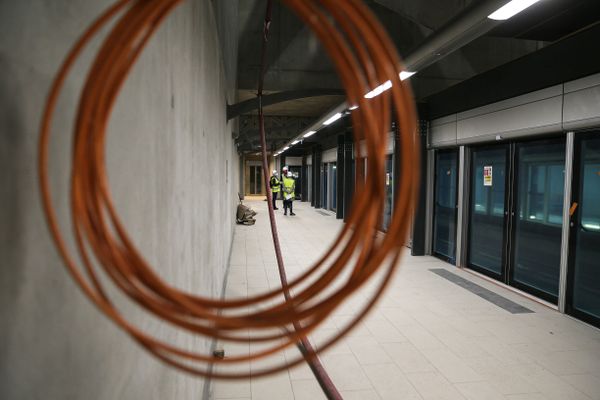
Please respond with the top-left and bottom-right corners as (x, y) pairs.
(234, 0), (600, 152)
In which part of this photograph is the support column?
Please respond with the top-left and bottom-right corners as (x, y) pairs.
(424, 149), (435, 255)
(336, 135), (345, 219)
(558, 131), (575, 313)
(456, 146), (470, 267)
(313, 146), (322, 209)
(411, 120), (429, 256)
(343, 131), (354, 222)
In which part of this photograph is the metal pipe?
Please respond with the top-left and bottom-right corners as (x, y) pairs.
(403, 0), (509, 71)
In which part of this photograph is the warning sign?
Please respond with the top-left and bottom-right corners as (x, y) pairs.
(484, 166), (493, 186)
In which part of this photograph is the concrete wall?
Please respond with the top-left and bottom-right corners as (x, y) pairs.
(212, 0), (239, 99)
(429, 72), (600, 148)
(0, 1), (238, 399)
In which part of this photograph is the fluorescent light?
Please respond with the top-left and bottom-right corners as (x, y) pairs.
(291, 140), (299, 145)
(303, 130), (316, 138)
(364, 80), (392, 99)
(400, 71), (416, 80)
(488, 0), (541, 20)
(323, 112), (342, 126)
(283, 146), (289, 151)
(349, 105), (359, 110)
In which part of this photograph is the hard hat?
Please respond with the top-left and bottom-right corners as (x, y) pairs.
(287, 171), (293, 178)
(282, 165), (288, 170)
(272, 170), (278, 175)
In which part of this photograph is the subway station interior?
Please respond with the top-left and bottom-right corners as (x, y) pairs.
(2, 0), (600, 399)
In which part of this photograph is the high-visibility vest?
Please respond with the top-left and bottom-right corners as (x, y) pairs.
(270, 176), (280, 193)
(282, 177), (295, 200)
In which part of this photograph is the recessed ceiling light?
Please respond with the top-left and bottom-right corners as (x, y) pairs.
(488, 0), (541, 20)
(303, 130), (316, 138)
(400, 71), (416, 81)
(364, 80), (392, 99)
(323, 113), (342, 126)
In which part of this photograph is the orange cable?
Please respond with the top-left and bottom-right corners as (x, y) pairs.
(38, 0), (418, 379)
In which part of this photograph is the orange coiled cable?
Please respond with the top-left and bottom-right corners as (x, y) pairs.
(38, 0), (418, 379)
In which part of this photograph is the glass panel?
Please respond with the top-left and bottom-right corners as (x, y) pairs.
(572, 136), (600, 320)
(249, 166), (257, 195)
(382, 155), (393, 231)
(256, 166), (262, 195)
(512, 142), (565, 298)
(468, 147), (507, 275)
(433, 150), (458, 261)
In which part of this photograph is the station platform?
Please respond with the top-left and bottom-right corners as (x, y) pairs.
(213, 200), (600, 400)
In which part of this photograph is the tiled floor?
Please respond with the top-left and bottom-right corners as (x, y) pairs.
(212, 199), (600, 400)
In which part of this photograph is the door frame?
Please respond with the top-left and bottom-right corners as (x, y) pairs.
(466, 142), (512, 282)
(246, 161), (264, 196)
(506, 137), (566, 304)
(432, 147), (460, 264)
(565, 130), (600, 327)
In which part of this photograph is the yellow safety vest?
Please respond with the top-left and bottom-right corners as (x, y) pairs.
(282, 177), (295, 200)
(270, 176), (280, 193)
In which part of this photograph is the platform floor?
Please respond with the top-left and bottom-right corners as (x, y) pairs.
(212, 200), (600, 400)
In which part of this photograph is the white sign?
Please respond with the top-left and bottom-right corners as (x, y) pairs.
(484, 166), (493, 186)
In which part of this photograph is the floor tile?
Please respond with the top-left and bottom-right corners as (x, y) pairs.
(380, 342), (436, 373)
(455, 381), (508, 400)
(363, 363), (423, 400)
(320, 353), (373, 391)
(339, 389), (382, 400)
(420, 348), (483, 383)
(291, 379), (327, 400)
(406, 371), (467, 400)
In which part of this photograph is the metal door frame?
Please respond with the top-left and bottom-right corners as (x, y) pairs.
(565, 130), (600, 327)
(432, 147), (460, 264)
(466, 142), (512, 282)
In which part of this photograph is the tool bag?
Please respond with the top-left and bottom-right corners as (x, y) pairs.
(236, 193), (256, 225)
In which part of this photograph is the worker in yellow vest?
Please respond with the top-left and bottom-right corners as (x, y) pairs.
(269, 170), (280, 210)
(282, 171), (296, 216)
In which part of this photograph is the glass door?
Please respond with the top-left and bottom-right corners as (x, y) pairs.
(468, 145), (509, 279)
(467, 139), (566, 303)
(248, 165), (263, 195)
(567, 133), (600, 327)
(509, 141), (565, 302)
(433, 149), (458, 263)
(382, 155), (394, 231)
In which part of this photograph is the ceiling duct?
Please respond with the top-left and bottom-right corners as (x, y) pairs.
(403, 0), (515, 72)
